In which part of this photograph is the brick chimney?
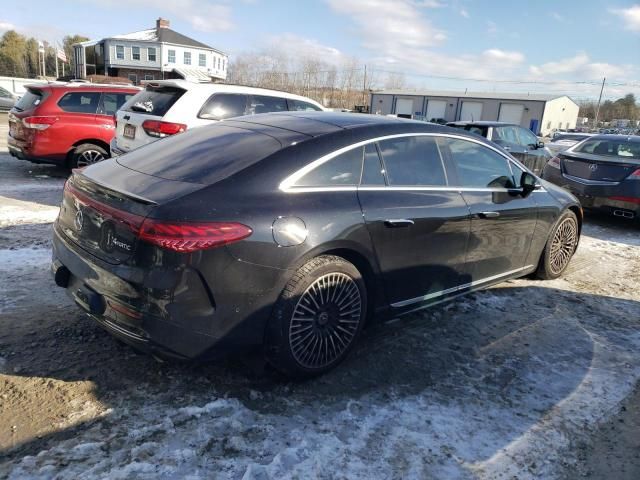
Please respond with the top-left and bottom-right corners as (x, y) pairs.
(156, 18), (170, 31)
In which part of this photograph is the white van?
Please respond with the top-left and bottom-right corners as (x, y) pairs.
(111, 80), (326, 156)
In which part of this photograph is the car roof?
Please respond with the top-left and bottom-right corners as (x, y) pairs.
(225, 111), (468, 138)
(587, 134), (640, 143)
(26, 82), (140, 92)
(447, 121), (514, 127)
(143, 80), (325, 107)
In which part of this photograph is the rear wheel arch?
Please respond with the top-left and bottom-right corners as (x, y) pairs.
(66, 139), (110, 168)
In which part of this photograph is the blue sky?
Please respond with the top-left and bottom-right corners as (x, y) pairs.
(2, 0), (639, 99)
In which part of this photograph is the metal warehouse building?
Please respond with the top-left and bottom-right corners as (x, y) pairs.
(370, 90), (579, 136)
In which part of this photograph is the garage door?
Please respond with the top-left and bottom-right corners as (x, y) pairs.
(395, 98), (414, 118)
(425, 100), (447, 122)
(498, 103), (524, 124)
(460, 101), (483, 121)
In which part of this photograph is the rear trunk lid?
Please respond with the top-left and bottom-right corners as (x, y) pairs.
(114, 84), (186, 153)
(561, 152), (640, 182)
(57, 160), (203, 265)
(9, 87), (47, 141)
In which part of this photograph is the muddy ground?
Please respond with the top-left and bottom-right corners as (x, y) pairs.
(1, 126), (639, 478)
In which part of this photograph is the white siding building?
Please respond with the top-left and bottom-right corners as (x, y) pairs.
(370, 90), (579, 136)
(73, 18), (228, 84)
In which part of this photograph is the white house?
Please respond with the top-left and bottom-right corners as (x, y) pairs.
(73, 18), (228, 84)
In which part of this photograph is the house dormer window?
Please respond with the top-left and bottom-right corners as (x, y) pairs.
(132, 46), (140, 61)
(116, 45), (124, 60)
(184, 51), (191, 65)
(199, 53), (206, 67)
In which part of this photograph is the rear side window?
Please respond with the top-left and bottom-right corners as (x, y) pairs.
(442, 138), (516, 188)
(294, 148), (363, 187)
(288, 99), (322, 111)
(378, 136), (447, 186)
(57, 92), (101, 113)
(124, 86), (186, 116)
(14, 89), (43, 111)
(99, 93), (135, 116)
(361, 143), (385, 185)
(199, 93), (248, 120)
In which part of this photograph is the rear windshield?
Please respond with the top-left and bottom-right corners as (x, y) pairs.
(449, 124), (489, 137)
(574, 138), (640, 159)
(123, 86), (185, 116)
(14, 88), (44, 112)
(117, 124), (282, 184)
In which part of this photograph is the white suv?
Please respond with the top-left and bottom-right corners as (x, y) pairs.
(111, 80), (326, 156)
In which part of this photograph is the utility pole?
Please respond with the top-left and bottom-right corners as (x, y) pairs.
(362, 64), (367, 109)
(594, 77), (605, 128)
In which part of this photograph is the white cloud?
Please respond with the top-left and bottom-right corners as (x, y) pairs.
(610, 4), (640, 31)
(413, 0), (447, 7)
(267, 33), (347, 65)
(460, 9), (469, 18)
(0, 20), (16, 32)
(482, 49), (524, 63)
(81, 0), (235, 32)
(529, 52), (627, 79)
(550, 12), (564, 22)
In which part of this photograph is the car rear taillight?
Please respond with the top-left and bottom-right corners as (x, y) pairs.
(628, 168), (640, 180)
(547, 156), (561, 169)
(23, 116), (57, 130)
(141, 120), (187, 138)
(139, 219), (252, 253)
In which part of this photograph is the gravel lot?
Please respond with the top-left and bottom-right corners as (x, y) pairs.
(1, 121), (639, 479)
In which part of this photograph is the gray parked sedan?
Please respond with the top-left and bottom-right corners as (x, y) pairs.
(0, 86), (18, 111)
(447, 121), (551, 175)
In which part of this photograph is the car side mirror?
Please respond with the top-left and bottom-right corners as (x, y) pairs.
(521, 172), (537, 196)
(537, 140), (545, 149)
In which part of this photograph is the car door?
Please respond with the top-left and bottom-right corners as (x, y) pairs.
(515, 126), (550, 176)
(439, 136), (538, 283)
(95, 92), (136, 143)
(357, 136), (471, 307)
(55, 91), (102, 153)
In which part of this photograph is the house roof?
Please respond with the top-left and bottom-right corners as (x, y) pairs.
(373, 89), (575, 104)
(76, 27), (226, 55)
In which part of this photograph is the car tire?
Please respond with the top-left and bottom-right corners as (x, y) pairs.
(265, 255), (367, 378)
(70, 143), (108, 169)
(534, 210), (579, 280)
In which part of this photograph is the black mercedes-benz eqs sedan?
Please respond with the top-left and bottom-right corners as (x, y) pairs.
(52, 112), (582, 377)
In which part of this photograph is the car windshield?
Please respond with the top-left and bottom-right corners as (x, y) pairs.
(574, 138), (640, 159)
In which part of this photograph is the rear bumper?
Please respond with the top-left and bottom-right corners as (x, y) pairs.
(7, 134), (66, 165)
(109, 138), (127, 157)
(51, 224), (285, 360)
(542, 166), (640, 217)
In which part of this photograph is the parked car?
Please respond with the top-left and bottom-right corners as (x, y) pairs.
(7, 82), (140, 168)
(0, 86), (18, 111)
(447, 121), (551, 175)
(542, 134), (640, 220)
(546, 133), (596, 156)
(52, 113), (581, 377)
(111, 80), (326, 157)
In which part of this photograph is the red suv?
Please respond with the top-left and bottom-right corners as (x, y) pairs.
(8, 83), (140, 168)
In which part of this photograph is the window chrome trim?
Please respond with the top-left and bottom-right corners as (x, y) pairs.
(279, 132), (521, 192)
(391, 265), (534, 308)
(561, 173), (619, 186)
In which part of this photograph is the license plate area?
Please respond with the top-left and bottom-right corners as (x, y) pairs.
(123, 124), (136, 139)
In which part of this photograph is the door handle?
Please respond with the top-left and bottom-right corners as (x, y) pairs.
(384, 219), (415, 228)
(476, 211), (500, 219)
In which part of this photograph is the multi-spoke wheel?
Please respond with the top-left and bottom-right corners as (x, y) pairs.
(535, 210), (579, 279)
(266, 255), (367, 377)
(71, 143), (108, 169)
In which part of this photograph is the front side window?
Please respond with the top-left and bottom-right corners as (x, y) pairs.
(443, 138), (516, 188)
(199, 53), (206, 67)
(147, 47), (157, 62)
(199, 93), (248, 120)
(517, 127), (539, 147)
(115, 45), (124, 60)
(294, 148), (363, 187)
(378, 136), (447, 186)
(248, 95), (287, 114)
(184, 52), (191, 65)
(287, 99), (322, 111)
(492, 126), (519, 144)
(132, 46), (140, 60)
(99, 93), (134, 116)
(57, 92), (101, 114)
(168, 49), (176, 63)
